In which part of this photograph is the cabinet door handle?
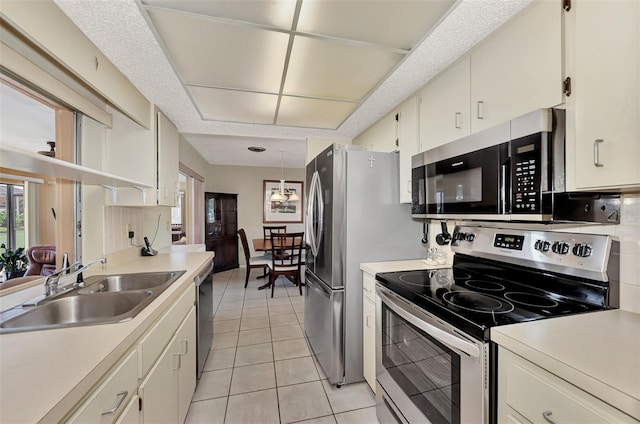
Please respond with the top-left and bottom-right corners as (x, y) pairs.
(594, 139), (604, 167)
(101, 391), (128, 415)
(476, 101), (485, 119)
(454, 112), (462, 129)
(179, 339), (188, 355)
(542, 410), (558, 424)
(173, 353), (181, 370)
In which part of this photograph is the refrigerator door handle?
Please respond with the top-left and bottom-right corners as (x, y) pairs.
(307, 171), (318, 256)
(315, 172), (324, 256)
(307, 274), (331, 297)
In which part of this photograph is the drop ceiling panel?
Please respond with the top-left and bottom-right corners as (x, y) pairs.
(284, 36), (404, 100)
(188, 86), (277, 124)
(297, 0), (456, 49)
(277, 97), (357, 129)
(142, 0), (297, 30)
(148, 8), (289, 92)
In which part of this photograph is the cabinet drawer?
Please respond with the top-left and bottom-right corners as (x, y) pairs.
(363, 273), (376, 302)
(505, 352), (636, 423)
(137, 286), (195, 378)
(67, 349), (138, 424)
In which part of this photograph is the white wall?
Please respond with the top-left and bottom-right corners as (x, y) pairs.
(207, 164), (305, 264)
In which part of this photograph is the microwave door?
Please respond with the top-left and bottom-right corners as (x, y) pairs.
(425, 143), (507, 219)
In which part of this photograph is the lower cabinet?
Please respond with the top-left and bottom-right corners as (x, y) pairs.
(114, 397), (140, 424)
(139, 307), (197, 424)
(64, 285), (197, 424)
(66, 349), (139, 423)
(362, 272), (376, 393)
(497, 347), (637, 424)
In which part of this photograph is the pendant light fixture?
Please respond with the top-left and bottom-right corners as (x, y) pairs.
(270, 150), (299, 203)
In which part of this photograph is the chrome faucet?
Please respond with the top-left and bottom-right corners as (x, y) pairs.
(22, 257), (107, 308)
(44, 257), (107, 296)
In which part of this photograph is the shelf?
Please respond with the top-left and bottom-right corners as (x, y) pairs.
(0, 145), (154, 189)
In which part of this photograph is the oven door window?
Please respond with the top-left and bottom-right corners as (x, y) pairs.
(381, 303), (461, 424)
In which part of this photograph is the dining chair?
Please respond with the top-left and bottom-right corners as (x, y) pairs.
(263, 225), (286, 241)
(267, 232), (304, 298)
(237, 229), (270, 288)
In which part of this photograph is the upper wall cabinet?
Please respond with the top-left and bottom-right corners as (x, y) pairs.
(353, 110), (398, 153)
(419, 55), (471, 152)
(157, 111), (179, 207)
(398, 95), (419, 203)
(470, 0), (563, 132)
(0, 0), (153, 129)
(565, 0), (640, 190)
(104, 106), (157, 206)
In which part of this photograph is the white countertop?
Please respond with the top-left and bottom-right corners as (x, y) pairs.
(360, 259), (451, 275)
(0, 251), (214, 423)
(491, 310), (640, 420)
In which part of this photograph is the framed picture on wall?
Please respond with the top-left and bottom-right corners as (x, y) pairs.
(263, 179), (304, 223)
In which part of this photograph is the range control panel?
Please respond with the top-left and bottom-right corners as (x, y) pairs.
(451, 225), (612, 279)
(494, 234), (524, 250)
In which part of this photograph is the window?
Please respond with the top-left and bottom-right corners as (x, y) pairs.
(0, 184), (25, 250)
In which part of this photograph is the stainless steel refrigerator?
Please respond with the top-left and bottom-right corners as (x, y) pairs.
(304, 144), (425, 386)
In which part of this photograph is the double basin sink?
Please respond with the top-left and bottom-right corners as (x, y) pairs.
(0, 271), (186, 334)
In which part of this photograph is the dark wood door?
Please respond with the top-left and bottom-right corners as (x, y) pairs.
(205, 192), (238, 273)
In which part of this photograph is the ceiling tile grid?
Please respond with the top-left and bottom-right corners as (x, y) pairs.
(52, 0), (533, 167)
(139, 0), (470, 130)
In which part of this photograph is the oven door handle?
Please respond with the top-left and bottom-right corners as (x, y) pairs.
(377, 288), (480, 358)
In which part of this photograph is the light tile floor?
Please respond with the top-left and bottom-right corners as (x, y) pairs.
(186, 268), (380, 424)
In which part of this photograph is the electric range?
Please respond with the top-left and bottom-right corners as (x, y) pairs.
(374, 225), (619, 424)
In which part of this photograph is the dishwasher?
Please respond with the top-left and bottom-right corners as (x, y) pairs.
(195, 260), (214, 378)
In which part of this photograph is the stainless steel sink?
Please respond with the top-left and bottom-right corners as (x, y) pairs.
(0, 270), (186, 333)
(78, 271), (185, 294)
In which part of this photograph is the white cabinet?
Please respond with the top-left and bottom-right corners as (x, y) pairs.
(139, 307), (196, 424)
(497, 347), (637, 424)
(157, 111), (179, 207)
(176, 308), (197, 424)
(470, 0), (563, 132)
(565, 0), (640, 190)
(64, 283), (197, 424)
(398, 95), (420, 204)
(105, 106), (157, 206)
(362, 272), (376, 393)
(66, 349), (139, 424)
(419, 55), (471, 151)
(353, 110), (398, 153)
(114, 397), (140, 424)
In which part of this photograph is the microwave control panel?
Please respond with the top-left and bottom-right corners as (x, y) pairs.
(511, 134), (543, 213)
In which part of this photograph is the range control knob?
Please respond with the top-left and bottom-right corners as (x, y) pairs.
(465, 233), (476, 242)
(552, 242), (570, 255)
(572, 243), (593, 258)
(534, 240), (550, 252)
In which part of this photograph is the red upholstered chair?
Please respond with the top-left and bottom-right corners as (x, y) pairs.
(24, 245), (56, 276)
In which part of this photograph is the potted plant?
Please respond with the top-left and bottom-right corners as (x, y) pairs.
(0, 244), (28, 280)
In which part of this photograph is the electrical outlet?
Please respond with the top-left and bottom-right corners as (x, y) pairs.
(126, 224), (132, 233)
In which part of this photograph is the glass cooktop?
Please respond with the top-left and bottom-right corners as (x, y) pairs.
(375, 254), (610, 341)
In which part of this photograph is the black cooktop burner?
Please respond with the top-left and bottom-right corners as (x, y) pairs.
(504, 292), (559, 308)
(464, 280), (505, 291)
(443, 292), (514, 314)
(375, 254), (609, 341)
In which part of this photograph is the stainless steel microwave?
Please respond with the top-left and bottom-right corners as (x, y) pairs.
(411, 109), (620, 223)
